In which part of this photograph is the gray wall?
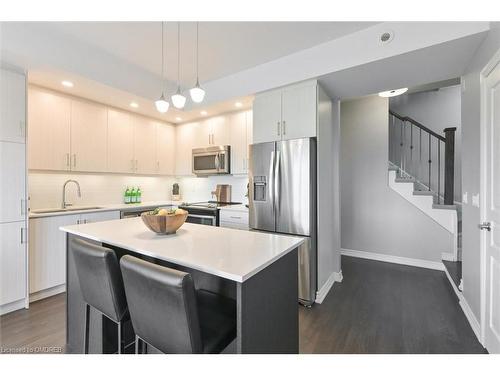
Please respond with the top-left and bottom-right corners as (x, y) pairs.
(317, 85), (341, 289)
(461, 24), (500, 320)
(390, 86), (462, 202)
(340, 95), (453, 262)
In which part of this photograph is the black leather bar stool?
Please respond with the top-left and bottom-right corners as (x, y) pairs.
(120, 255), (236, 354)
(71, 238), (130, 354)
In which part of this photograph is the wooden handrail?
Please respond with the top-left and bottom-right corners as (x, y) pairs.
(389, 110), (446, 142)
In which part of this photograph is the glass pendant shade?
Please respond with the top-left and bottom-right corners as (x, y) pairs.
(171, 87), (186, 109)
(190, 80), (205, 103)
(155, 94), (170, 113)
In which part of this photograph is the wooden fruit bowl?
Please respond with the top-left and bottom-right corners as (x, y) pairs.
(140, 210), (188, 235)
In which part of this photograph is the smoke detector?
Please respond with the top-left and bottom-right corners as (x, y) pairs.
(379, 31), (394, 44)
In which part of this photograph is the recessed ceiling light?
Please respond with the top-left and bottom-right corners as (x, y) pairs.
(378, 88), (408, 98)
(61, 80), (74, 88)
(200, 110), (208, 116)
(235, 101), (243, 108)
(175, 117), (182, 121)
(129, 102), (139, 108)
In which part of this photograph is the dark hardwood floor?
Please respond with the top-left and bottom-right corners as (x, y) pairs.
(300, 256), (486, 354)
(0, 256), (486, 354)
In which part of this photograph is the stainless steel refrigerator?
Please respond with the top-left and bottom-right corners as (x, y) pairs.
(249, 138), (317, 306)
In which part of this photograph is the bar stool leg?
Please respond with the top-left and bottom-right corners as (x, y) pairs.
(135, 335), (140, 354)
(117, 321), (122, 354)
(83, 303), (90, 354)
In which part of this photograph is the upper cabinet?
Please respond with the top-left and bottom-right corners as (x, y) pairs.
(70, 99), (108, 172)
(28, 87), (71, 171)
(175, 121), (198, 176)
(133, 116), (158, 175)
(156, 122), (175, 175)
(252, 80), (317, 144)
(107, 108), (135, 173)
(229, 111), (252, 175)
(0, 69), (26, 144)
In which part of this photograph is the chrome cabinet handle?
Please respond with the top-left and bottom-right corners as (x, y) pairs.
(230, 216), (242, 220)
(66, 153), (70, 168)
(20, 227), (26, 244)
(277, 122), (281, 136)
(72, 154), (76, 168)
(283, 120), (286, 135)
(479, 222), (491, 231)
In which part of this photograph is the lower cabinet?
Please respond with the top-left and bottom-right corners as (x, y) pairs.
(29, 210), (120, 300)
(219, 209), (249, 230)
(0, 221), (27, 313)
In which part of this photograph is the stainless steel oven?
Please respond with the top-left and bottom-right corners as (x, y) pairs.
(192, 145), (230, 176)
(185, 213), (216, 226)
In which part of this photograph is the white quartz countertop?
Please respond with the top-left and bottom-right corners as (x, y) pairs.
(219, 204), (248, 212)
(29, 201), (180, 219)
(60, 217), (303, 282)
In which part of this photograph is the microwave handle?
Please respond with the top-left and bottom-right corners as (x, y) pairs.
(215, 153), (220, 171)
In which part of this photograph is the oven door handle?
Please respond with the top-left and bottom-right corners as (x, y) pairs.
(187, 213), (217, 225)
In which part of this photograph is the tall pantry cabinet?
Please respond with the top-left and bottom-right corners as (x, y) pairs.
(0, 67), (28, 315)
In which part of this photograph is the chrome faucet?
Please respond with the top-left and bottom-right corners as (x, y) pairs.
(62, 179), (82, 209)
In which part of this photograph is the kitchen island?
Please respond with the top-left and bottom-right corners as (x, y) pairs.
(60, 217), (303, 354)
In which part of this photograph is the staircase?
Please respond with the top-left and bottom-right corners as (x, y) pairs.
(388, 110), (461, 268)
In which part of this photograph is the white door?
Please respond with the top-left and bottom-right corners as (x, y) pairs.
(229, 111), (248, 174)
(483, 59), (500, 353)
(156, 122), (176, 175)
(252, 90), (282, 143)
(133, 116), (157, 174)
(0, 142), (26, 223)
(28, 87), (71, 171)
(0, 221), (27, 306)
(0, 69), (26, 143)
(70, 98), (108, 172)
(281, 81), (317, 140)
(107, 108), (135, 173)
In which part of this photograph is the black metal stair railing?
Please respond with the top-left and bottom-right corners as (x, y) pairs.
(389, 110), (456, 205)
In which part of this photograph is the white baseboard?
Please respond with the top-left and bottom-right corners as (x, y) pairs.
(315, 270), (343, 304)
(0, 298), (26, 316)
(441, 252), (456, 262)
(341, 248), (445, 271)
(29, 284), (66, 303)
(460, 297), (482, 344)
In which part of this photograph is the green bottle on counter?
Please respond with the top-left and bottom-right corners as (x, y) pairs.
(136, 187), (142, 203)
(130, 187), (137, 203)
(124, 187), (131, 204)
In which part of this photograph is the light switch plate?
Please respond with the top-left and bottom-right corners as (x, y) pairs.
(463, 192), (468, 204)
(472, 193), (480, 208)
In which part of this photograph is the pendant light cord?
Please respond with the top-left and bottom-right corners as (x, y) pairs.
(177, 22), (181, 89)
(196, 22), (199, 83)
(161, 21), (166, 95)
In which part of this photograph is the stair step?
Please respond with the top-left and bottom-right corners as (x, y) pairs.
(413, 190), (435, 196)
(432, 204), (457, 210)
(388, 165), (399, 171)
(394, 177), (415, 183)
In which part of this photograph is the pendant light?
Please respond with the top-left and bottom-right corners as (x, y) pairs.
(190, 22), (205, 103)
(155, 22), (170, 113)
(171, 22), (187, 109)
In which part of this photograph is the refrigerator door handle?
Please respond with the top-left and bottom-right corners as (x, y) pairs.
(269, 150), (275, 208)
(274, 150), (280, 215)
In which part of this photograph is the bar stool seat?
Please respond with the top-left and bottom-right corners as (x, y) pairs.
(120, 255), (236, 354)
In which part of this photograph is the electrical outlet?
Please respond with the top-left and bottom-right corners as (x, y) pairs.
(472, 193), (480, 208)
(463, 192), (468, 204)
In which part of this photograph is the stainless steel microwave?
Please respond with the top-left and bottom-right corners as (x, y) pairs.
(192, 145), (231, 176)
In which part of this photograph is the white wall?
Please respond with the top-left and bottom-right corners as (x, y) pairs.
(390, 85), (462, 202)
(28, 172), (176, 209)
(461, 24), (500, 321)
(340, 95), (453, 262)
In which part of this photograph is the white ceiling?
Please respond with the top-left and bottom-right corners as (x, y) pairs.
(41, 22), (379, 86)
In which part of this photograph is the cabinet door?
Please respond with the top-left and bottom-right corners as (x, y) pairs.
(28, 87), (71, 171)
(281, 82), (317, 140)
(246, 110), (253, 168)
(70, 99), (108, 172)
(0, 69), (26, 143)
(194, 118), (211, 148)
(156, 122), (175, 175)
(228, 111), (248, 175)
(107, 109), (135, 173)
(80, 210), (120, 224)
(175, 122), (197, 176)
(0, 221), (27, 305)
(29, 214), (78, 293)
(252, 90), (282, 143)
(209, 115), (229, 146)
(0, 142), (26, 223)
(133, 116), (157, 174)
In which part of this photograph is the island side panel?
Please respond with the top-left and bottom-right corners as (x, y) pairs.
(236, 248), (299, 354)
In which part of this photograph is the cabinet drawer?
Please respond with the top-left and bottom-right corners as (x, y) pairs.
(219, 210), (249, 225)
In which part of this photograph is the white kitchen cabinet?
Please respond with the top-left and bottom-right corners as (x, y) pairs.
(29, 210), (120, 298)
(28, 87), (71, 171)
(107, 108), (135, 173)
(209, 115), (230, 146)
(133, 116), (158, 174)
(156, 122), (176, 175)
(219, 208), (249, 230)
(252, 80), (317, 143)
(70, 98), (108, 172)
(281, 82), (317, 140)
(0, 69), (26, 143)
(0, 142), (26, 223)
(229, 111), (249, 175)
(252, 89), (282, 143)
(0, 221), (27, 307)
(175, 122), (198, 176)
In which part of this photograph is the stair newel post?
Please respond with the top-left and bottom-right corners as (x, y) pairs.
(443, 127), (457, 205)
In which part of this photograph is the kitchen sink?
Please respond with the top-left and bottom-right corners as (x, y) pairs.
(31, 206), (103, 214)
